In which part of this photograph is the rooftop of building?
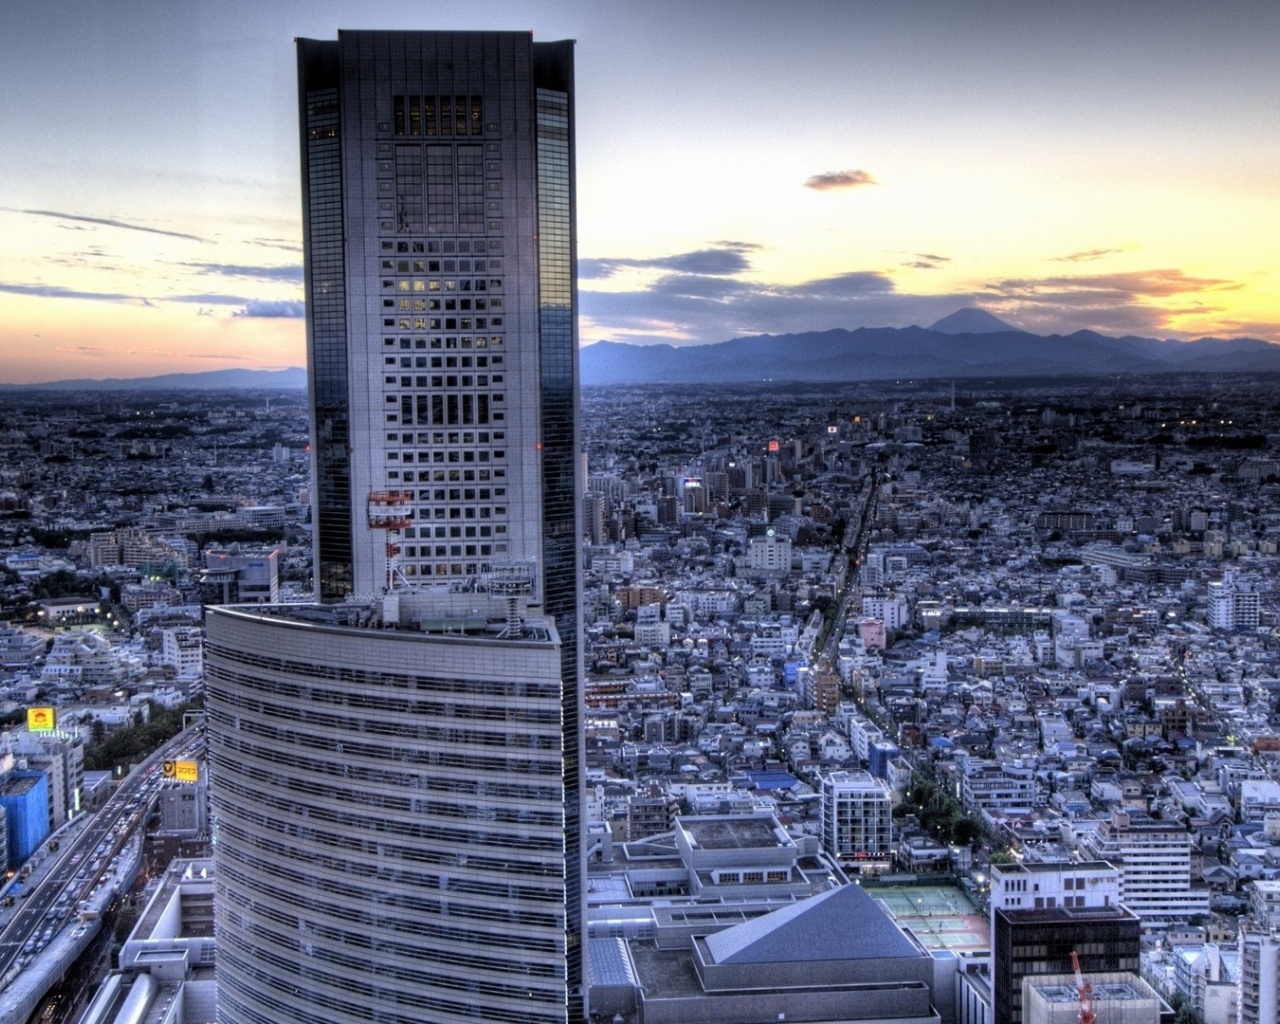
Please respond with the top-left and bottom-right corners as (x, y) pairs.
(680, 816), (782, 851)
(1, 773), (41, 797)
(210, 586), (557, 645)
(1035, 981), (1144, 1003)
(130, 859), (214, 943)
(991, 860), (1116, 877)
(702, 881), (925, 965)
(993, 903), (1140, 926)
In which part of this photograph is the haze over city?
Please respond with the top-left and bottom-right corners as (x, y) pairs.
(1, 0), (1277, 384)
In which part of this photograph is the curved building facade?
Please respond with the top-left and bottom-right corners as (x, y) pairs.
(206, 599), (570, 1024)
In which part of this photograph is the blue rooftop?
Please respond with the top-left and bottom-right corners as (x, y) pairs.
(745, 770), (800, 790)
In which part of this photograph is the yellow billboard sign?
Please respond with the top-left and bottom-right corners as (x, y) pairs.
(27, 707), (55, 733)
(161, 759), (200, 783)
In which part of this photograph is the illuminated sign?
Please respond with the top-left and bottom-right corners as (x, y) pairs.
(767, 440), (779, 452)
(27, 707), (55, 733)
(162, 759), (200, 783)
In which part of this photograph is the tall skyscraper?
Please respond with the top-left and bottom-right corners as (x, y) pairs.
(206, 30), (583, 1024)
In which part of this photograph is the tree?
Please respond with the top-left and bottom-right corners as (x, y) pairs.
(113, 905), (140, 942)
(83, 700), (201, 774)
(1173, 1002), (1203, 1024)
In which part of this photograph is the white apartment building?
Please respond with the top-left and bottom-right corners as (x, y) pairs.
(862, 594), (910, 632)
(1241, 781), (1280, 824)
(989, 861), (1120, 916)
(819, 770), (893, 862)
(1238, 926), (1280, 1024)
(1208, 573), (1261, 631)
(634, 619), (671, 647)
(960, 761), (1041, 813)
(838, 709), (884, 762)
(1249, 880), (1280, 930)
(748, 529), (792, 573)
(161, 626), (204, 679)
(675, 588), (740, 618)
(1079, 808), (1209, 928)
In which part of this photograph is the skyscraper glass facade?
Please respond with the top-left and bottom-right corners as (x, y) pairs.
(209, 30), (583, 1024)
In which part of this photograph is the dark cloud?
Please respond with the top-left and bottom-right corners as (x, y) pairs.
(234, 299), (306, 318)
(804, 169), (878, 191)
(0, 281), (141, 303)
(1204, 316), (1280, 339)
(898, 251), (952, 270)
(580, 243), (760, 280)
(780, 271), (895, 298)
(246, 237), (304, 253)
(180, 261), (304, 283)
(577, 240), (1269, 344)
(171, 292), (252, 306)
(1, 207), (205, 242)
(974, 269), (1244, 337)
(44, 248), (118, 270)
(986, 269), (1239, 302)
(1051, 246), (1129, 263)
(581, 264), (968, 343)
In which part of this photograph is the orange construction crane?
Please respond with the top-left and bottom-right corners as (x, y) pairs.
(1070, 950), (1096, 1024)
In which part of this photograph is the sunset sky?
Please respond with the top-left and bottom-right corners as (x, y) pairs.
(1, 0), (1276, 383)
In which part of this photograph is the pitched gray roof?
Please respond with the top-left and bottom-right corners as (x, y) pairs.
(704, 882), (923, 965)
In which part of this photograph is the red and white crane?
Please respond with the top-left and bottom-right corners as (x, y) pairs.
(1070, 950), (1096, 1024)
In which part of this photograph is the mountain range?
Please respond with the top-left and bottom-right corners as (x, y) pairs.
(5, 311), (1278, 389)
(0, 367), (308, 391)
(581, 309), (1280, 386)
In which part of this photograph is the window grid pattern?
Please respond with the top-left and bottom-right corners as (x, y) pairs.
(206, 609), (569, 1024)
(393, 94), (485, 137)
(375, 236), (509, 579)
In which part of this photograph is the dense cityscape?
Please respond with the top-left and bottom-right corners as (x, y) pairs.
(0, 16), (1276, 1024)
(0, 372), (1277, 1022)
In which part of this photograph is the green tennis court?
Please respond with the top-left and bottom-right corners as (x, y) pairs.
(868, 885), (988, 952)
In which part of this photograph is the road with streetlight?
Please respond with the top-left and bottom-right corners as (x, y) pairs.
(0, 726), (203, 992)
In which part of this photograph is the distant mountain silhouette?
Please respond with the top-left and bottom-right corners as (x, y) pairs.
(581, 314), (1280, 385)
(928, 307), (1019, 334)
(0, 367), (307, 391)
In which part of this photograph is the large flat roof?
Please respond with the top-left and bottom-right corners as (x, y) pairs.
(682, 817), (782, 850)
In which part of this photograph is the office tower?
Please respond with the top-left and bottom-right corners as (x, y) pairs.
(989, 862), (1140, 1024)
(207, 30), (583, 1024)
